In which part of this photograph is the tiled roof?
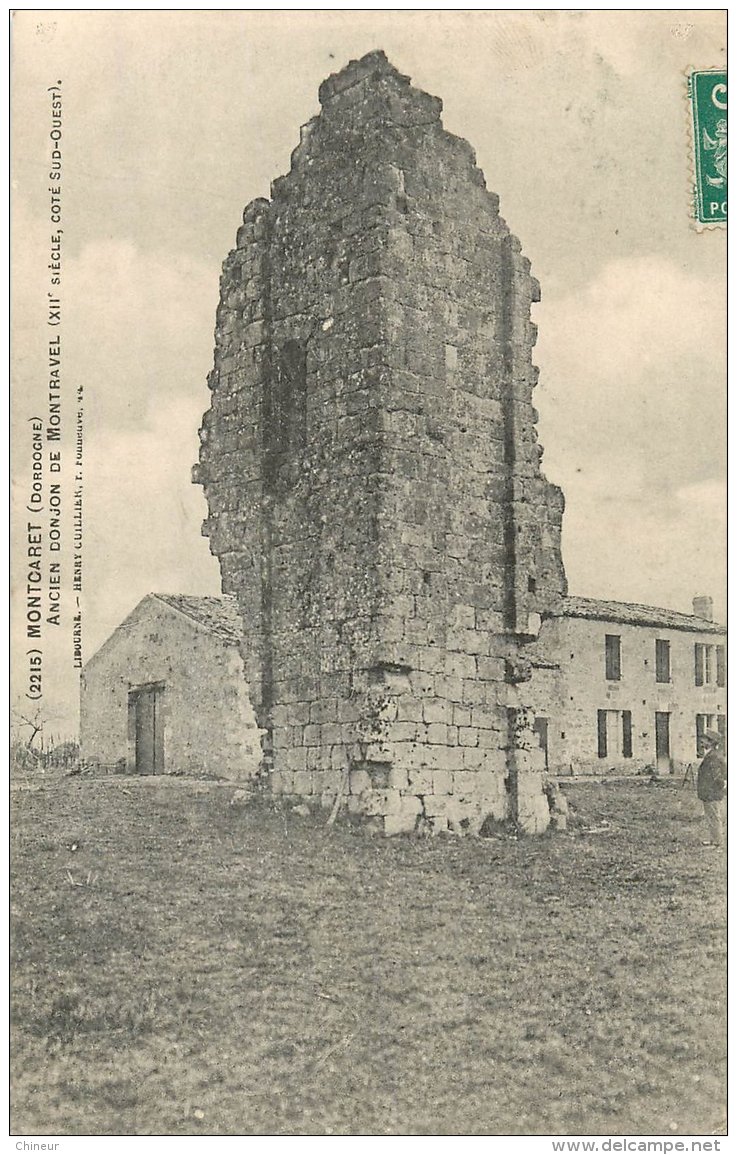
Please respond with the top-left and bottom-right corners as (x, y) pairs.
(152, 594), (243, 645)
(552, 595), (725, 635)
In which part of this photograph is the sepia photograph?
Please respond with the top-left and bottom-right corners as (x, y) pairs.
(10, 10), (726, 1139)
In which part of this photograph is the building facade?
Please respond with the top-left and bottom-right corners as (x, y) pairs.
(529, 596), (726, 776)
(80, 595), (261, 781)
(194, 50), (567, 834)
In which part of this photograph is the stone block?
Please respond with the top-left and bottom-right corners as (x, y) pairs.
(510, 747), (546, 774)
(453, 705), (472, 728)
(290, 701), (311, 726)
(292, 770), (313, 794)
(517, 792), (550, 835)
(407, 766), (434, 793)
(384, 794), (423, 836)
(349, 768), (372, 795)
(478, 729), (500, 749)
(310, 699), (338, 724)
(303, 723), (320, 746)
(364, 742), (392, 763)
(423, 698), (449, 724)
(431, 769), (454, 795)
(330, 745), (348, 770)
(417, 646), (446, 674)
(272, 726), (291, 751)
(279, 771), (296, 795)
(320, 768), (343, 793)
(442, 747), (466, 772)
(306, 747), (324, 771)
(426, 722), (448, 745)
(337, 697), (362, 723)
(435, 676), (463, 702)
(459, 727), (479, 747)
(286, 747), (308, 772)
(396, 695), (423, 722)
(322, 723), (343, 746)
(471, 708), (497, 731)
(388, 763), (410, 790)
(409, 670), (434, 696)
(443, 652), (476, 680)
(387, 720), (420, 743)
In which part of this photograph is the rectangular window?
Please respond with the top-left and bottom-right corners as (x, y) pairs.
(655, 639), (670, 683)
(716, 645), (726, 687)
(655, 712), (671, 762)
(695, 643), (705, 687)
(622, 710), (633, 758)
(696, 713), (714, 756)
(696, 713), (705, 754)
(605, 634), (621, 681)
(533, 716), (548, 770)
(597, 710), (608, 758)
(704, 645), (713, 685)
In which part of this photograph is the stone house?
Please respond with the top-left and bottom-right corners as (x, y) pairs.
(528, 595), (726, 776)
(80, 594), (261, 780)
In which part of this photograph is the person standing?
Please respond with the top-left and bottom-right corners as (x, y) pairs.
(697, 729), (727, 847)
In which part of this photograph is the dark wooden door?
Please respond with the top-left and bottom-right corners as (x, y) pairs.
(655, 712), (671, 771)
(135, 686), (164, 774)
(533, 716), (549, 770)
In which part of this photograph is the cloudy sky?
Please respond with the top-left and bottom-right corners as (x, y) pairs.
(11, 11), (726, 732)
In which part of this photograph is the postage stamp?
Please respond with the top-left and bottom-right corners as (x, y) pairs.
(689, 69), (727, 224)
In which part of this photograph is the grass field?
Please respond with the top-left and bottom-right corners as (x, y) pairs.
(10, 775), (726, 1136)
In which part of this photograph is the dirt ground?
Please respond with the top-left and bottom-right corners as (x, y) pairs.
(10, 775), (726, 1136)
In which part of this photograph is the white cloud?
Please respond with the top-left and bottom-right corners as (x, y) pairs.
(11, 238), (223, 730)
(63, 238), (223, 655)
(534, 256), (726, 615)
(83, 392), (220, 658)
(65, 239), (219, 428)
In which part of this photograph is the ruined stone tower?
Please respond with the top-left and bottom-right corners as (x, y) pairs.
(194, 51), (567, 834)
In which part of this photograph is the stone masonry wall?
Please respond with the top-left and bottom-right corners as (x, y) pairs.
(80, 597), (260, 780)
(195, 51), (567, 834)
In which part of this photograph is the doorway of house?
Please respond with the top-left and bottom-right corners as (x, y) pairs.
(655, 711), (671, 773)
(533, 716), (549, 771)
(605, 711), (621, 760)
(130, 683), (165, 774)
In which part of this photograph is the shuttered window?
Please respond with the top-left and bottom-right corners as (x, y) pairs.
(655, 639), (670, 683)
(716, 645), (726, 687)
(622, 711), (633, 758)
(597, 710), (608, 758)
(696, 713), (712, 754)
(605, 635), (621, 681)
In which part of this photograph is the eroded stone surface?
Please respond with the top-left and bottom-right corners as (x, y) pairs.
(195, 51), (567, 834)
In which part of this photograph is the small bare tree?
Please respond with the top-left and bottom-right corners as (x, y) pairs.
(11, 704), (58, 775)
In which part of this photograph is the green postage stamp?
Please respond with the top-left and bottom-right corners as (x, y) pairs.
(689, 69), (727, 224)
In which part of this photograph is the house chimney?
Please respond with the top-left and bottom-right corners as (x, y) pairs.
(692, 595), (714, 621)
